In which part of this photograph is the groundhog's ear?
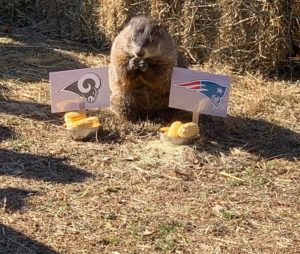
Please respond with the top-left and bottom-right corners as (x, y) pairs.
(128, 17), (136, 27)
(129, 17), (142, 27)
(157, 23), (167, 34)
(150, 23), (165, 37)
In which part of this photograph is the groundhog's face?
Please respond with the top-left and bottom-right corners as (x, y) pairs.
(125, 17), (166, 58)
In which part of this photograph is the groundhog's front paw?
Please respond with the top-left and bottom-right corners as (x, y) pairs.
(138, 60), (149, 72)
(128, 57), (140, 71)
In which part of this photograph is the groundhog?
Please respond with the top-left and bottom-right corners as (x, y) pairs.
(109, 16), (187, 120)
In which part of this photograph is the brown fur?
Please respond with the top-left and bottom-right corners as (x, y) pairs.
(109, 16), (186, 120)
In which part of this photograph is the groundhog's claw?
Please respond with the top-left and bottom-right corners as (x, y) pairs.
(128, 57), (140, 70)
(128, 57), (148, 72)
(139, 60), (149, 72)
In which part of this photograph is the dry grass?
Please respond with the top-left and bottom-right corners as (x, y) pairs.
(1, 35), (300, 254)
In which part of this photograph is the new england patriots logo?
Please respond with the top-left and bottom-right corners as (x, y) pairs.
(58, 73), (102, 103)
(174, 80), (227, 107)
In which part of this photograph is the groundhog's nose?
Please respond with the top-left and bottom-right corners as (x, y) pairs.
(135, 48), (145, 58)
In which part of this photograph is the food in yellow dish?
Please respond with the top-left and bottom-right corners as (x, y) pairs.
(64, 112), (86, 128)
(160, 121), (199, 139)
(68, 117), (100, 129)
(166, 121), (183, 137)
(64, 112), (100, 130)
(159, 127), (170, 133)
(177, 122), (199, 138)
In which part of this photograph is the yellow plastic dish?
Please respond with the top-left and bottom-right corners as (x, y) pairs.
(64, 113), (101, 141)
(66, 127), (99, 141)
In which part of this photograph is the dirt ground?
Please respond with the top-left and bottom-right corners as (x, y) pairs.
(0, 33), (300, 254)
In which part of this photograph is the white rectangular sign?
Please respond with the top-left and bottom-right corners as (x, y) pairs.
(49, 68), (110, 113)
(169, 67), (230, 117)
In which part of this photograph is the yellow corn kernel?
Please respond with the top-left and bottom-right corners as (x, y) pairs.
(64, 111), (86, 128)
(178, 122), (199, 138)
(167, 121), (183, 137)
(64, 111), (86, 121)
(160, 127), (170, 133)
(68, 117), (100, 129)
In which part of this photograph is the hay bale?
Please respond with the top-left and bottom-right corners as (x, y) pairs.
(291, 1), (300, 48)
(98, 0), (130, 40)
(95, 0), (220, 64)
(98, 0), (187, 55)
(181, 0), (221, 63)
(0, 0), (35, 27)
(34, 0), (104, 43)
(35, 0), (78, 36)
(98, 0), (151, 41)
(79, 0), (105, 43)
(150, 1), (221, 64)
(150, 0), (184, 38)
(129, 0), (151, 16)
(214, 0), (290, 74)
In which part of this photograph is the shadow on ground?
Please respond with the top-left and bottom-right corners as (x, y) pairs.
(0, 43), (89, 83)
(0, 125), (15, 141)
(0, 33), (108, 123)
(199, 115), (300, 161)
(0, 149), (93, 183)
(0, 31), (108, 83)
(0, 188), (37, 213)
(0, 99), (61, 124)
(0, 224), (58, 254)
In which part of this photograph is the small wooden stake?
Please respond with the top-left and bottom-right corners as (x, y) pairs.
(192, 101), (203, 124)
(192, 111), (199, 124)
(78, 100), (86, 114)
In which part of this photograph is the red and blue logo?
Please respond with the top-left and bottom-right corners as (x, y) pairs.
(174, 80), (228, 107)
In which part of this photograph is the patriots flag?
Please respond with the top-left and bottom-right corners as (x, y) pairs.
(174, 80), (227, 108)
(169, 68), (230, 117)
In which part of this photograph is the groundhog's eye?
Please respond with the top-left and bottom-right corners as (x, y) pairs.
(150, 26), (159, 38)
(136, 28), (144, 35)
(132, 29), (144, 39)
(143, 39), (150, 46)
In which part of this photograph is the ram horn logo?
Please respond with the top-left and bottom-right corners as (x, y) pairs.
(58, 73), (102, 103)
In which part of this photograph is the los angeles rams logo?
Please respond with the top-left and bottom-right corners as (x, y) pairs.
(58, 73), (102, 103)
